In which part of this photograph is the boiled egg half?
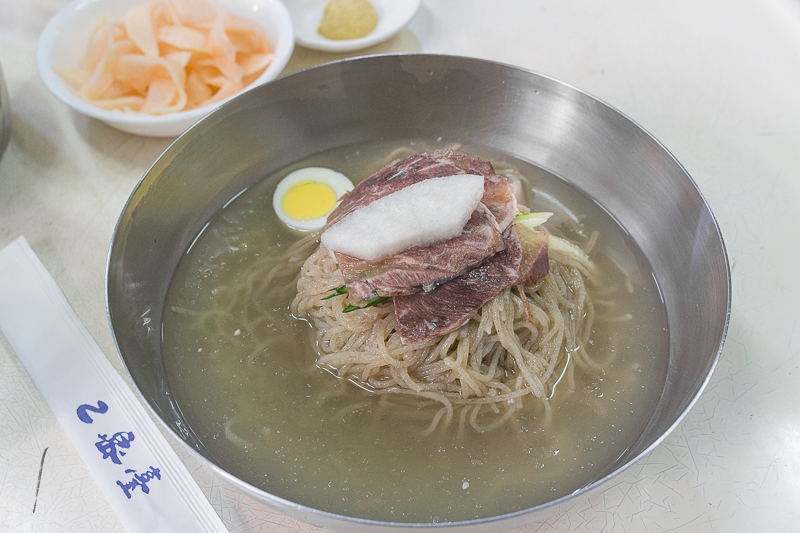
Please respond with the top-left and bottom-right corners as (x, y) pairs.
(273, 167), (354, 231)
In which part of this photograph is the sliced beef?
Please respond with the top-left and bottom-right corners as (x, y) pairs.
(393, 225), (551, 345)
(324, 151), (553, 344)
(339, 206), (504, 301)
(439, 152), (517, 230)
(447, 151), (495, 176)
(482, 173), (518, 230)
(325, 152), (519, 300)
(394, 225), (524, 344)
(516, 225), (549, 284)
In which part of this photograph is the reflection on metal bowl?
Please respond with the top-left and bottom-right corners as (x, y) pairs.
(0, 60), (10, 162)
(107, 54), (730, 532)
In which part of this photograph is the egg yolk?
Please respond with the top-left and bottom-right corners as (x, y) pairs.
(281, 180), (338, 221)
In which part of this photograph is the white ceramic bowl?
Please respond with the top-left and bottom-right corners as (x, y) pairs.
(287, 0), (420, 52)
(36, 0), (295, 137)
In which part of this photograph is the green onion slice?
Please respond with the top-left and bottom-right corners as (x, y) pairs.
(342, 296), (391, 313)
(514, 212), (553, 229)
(321, 285), (348, 300)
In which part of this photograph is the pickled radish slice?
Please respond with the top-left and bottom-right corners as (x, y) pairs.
(54, 0), (274, 115)
(322, 174), (486, 261)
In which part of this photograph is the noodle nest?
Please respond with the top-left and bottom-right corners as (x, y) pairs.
(291, 227), (600, 432)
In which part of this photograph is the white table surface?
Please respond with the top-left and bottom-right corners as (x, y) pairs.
(2, 0), (800, 531)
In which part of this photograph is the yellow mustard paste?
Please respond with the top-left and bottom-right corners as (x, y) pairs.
(318, 0), (378, 40)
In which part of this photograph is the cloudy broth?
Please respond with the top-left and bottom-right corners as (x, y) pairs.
(162, 140), (668, 522)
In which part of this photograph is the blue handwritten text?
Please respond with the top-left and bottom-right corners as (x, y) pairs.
(77, 401), (109, 424)
(116, 466), (162, 499)
(95, 431), (135, 465)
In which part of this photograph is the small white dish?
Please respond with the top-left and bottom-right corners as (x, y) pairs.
(36, 0), (295, 137)
(287, 0), (420, 53)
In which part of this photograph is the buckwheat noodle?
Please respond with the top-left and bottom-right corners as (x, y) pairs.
(291, 227), (599, 434)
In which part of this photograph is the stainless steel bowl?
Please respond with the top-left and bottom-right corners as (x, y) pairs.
(107, 54), (730, 532)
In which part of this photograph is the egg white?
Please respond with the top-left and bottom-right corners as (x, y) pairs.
(273, 167), (354, 231)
